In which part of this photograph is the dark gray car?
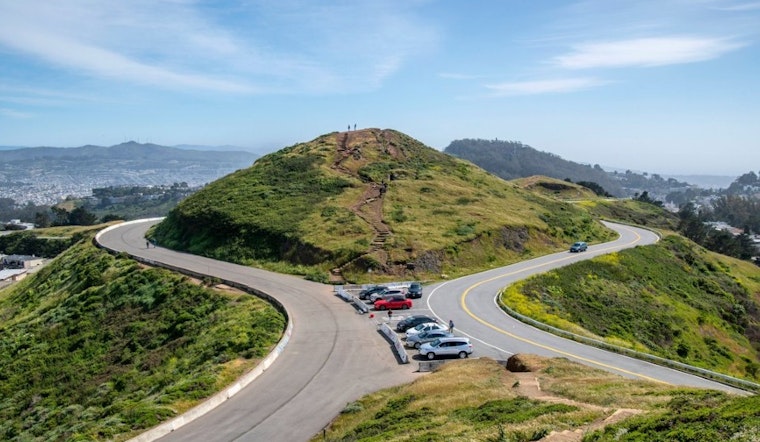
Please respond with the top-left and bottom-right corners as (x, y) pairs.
(406, 282), (423, 299)
(395, 314), (438, 332)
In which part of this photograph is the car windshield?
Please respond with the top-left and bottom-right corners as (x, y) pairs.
(429, 338), (441, 347)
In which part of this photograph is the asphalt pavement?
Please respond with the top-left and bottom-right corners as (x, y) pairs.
(97, 219), (748, 442)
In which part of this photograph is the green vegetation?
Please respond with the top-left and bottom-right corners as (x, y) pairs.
(154, 129), (615, 282)
(584, 391), (760, 441)
(0, 227), (80, 258)
(580, 198), (679, 231)
(502, 235), (760, 379)
(0, 230), (285, 441)
(315, 356), (759, 441)
(444, 138), (627, 196)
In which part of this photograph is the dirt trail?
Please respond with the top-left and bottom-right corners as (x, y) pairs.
(511, 372), (642, 441)
(329, 131), (392, 283)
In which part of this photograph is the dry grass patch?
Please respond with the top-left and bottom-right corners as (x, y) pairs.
(314, 356), (680, 442)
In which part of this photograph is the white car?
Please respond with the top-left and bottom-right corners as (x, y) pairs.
(404, 322), (447, 339)
(418, 337), (473, 360)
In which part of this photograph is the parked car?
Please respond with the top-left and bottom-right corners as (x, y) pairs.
(395, 315), (438, 332)
(369, 288), (405, 302)
(418, 337), (473, 360)
(406, 282), (423, 299)
(405, 329), (453, 349)
(358, 285), (389, 300)
(570, 241), (588, 252)
(405, 322), (448, 338)
(374, 295), (412, 310)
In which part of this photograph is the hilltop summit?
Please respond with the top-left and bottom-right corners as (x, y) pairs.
(153, 128), (611, 282)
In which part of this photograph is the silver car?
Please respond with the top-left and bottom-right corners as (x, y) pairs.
(405, 329), (453, 349)
(418, 337), (473, 360)
(404, 322), (448, 339)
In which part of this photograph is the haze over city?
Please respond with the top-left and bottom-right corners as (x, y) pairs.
(1, 0), (758, 175)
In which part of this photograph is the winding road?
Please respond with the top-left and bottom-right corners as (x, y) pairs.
(97, 219), (747, 441)
(97, 220), (421, 442)
(427, 221), (746, 393)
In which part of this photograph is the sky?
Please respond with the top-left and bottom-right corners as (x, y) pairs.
(0, 0), (758, 176)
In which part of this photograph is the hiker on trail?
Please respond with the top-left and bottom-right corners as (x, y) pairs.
(146, 240), (150, 249)
(354, 123), (356, 130)
(448, 319), (454, 333)
(348, 124), (351, 131)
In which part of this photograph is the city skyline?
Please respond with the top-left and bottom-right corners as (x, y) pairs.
(1, 0), (759, 175)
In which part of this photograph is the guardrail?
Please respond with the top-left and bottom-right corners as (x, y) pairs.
(497, 294), (760, 394)
(334, 286), (370, 314)
(377, 323), (409, 364)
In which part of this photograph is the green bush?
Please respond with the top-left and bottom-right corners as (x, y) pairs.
(0, 235), (285, 441)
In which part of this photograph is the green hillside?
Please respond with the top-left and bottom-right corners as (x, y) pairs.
(0, 229), (285, 441)
(153, 129), (614, 283)
(313, 356), (760, 442)
(502, 235), (760, 380)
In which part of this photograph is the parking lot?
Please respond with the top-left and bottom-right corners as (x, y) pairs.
(336, 282), (476, 365)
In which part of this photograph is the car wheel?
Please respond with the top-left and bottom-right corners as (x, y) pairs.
(378, 305), (386, 310)
(401, 304), (409, 309)
(414, 342), (421, 349)
(458, 351), (468, 359)
(426, 352), (435, 360)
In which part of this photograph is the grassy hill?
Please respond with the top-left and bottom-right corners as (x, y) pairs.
(444, 138), (627, 196)
(0, 228), (285, 441)
(314, 356), (760, 441)
(501, 235), (760, 380)
(153, 129), (615, 283)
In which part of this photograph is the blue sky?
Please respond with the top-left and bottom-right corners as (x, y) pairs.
(0, 0), (758, 175)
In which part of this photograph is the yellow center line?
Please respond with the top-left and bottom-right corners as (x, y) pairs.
(459, 226), (668, 383)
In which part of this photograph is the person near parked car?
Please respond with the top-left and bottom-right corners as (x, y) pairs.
(448, 319), (454, 333)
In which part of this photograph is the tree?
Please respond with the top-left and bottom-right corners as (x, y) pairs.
(678, 203), (709, 244)
(34, 211), (51, 228)
(577, 181), (612, 197)
(51, 207), (70, 226)
(100, 214), (123, 223)
(634, 191), (663, 207)
(68, 207), (98, 226)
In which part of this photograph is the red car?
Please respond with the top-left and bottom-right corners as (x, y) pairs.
(374, 295), (412, 310)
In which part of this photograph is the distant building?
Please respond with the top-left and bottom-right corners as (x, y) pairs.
(0, 268), (27, 285)
(4, 219), (34, 230)
(1, 254), (44, 269)
(705, 221), (744, 236)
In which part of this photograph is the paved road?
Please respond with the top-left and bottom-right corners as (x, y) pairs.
(97, 220), (421, 442)
(426, 221), (746, 394)
(99, 219), (747, 442)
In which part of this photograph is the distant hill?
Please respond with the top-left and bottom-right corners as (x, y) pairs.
(444, 139), (698, 200)
(153, 128), (615, 283)
(0, 141), (257, 162)
(0, 142), (259, 206)
(444, 139), (626, 196)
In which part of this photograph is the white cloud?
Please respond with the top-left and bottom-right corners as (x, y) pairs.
(0, 108), (33, 119)
(0, 1), (437, 94)
(485, 77), (608, 96)
(554, 36), (745, 69)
